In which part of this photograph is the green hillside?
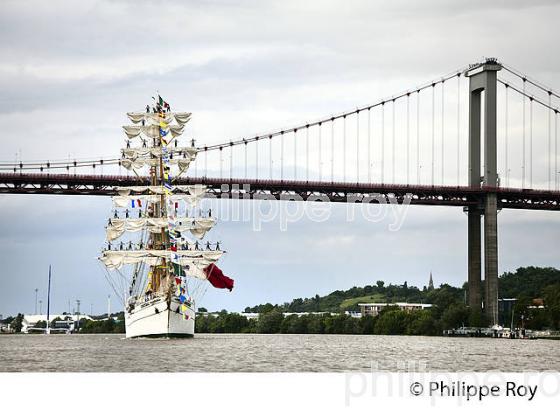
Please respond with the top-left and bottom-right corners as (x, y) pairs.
(339, 293), (385, 310)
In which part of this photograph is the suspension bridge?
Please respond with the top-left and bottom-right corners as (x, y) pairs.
(1, 58), (559, 325)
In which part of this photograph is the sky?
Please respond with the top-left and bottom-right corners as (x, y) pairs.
(0, 0), (559, 316)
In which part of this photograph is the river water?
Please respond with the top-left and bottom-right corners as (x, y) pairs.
(1, 334), (559, 372)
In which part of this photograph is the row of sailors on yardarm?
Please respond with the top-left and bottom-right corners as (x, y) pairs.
(106, 240), (221, 252)
(111, 209), (212, 219)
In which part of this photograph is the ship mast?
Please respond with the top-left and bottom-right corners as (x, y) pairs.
(99, 101), (230, 313)
(156, 108), (167, 296)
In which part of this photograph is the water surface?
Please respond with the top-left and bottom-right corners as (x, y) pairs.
(1, 334), (558, 372)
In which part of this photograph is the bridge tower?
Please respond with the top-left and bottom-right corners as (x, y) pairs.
(465, 58), (502, 325)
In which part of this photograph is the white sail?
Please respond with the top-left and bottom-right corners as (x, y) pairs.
(126, 112), (192, 125)
(120, 157), (194, 172)
(106, 217), (216, 241)
(122, 124), (185, 139)
(173, 112), (192, 124)
(100, 250), (223, 272)
(113, 193), (206, 209)
(121, 146), (196, 159)
(114, 184), (206, 196)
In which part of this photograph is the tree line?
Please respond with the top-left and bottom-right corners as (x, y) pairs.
(3, 266), (559, 335)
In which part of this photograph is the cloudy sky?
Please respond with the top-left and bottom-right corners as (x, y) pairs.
(1, 0), (559, 316)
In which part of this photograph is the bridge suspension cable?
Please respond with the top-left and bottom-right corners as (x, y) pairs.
(392, 100), (395, 184)
(498, 78), (560, 189)
(431, 83), (435, 186)
(441, 79), (445, 185)
(318, 124), (323, 181)
(367, 107), (372, 183)
(294, 129), (297, 180)
(269, 136), (273, 180)
(530, 97), (533, 188)
(522, 78), (527, 189)
(554, 101), (558, 189)
(497, 78), (560, 112)
(417, 89), (421, 185)
(501, 64), (560, 100)
(255, 137), (259, 180)
(0, 157), (121, 172)
(343, 114), (347, 183)
(504, 83), (509, 187)
(306, 125), (309, 181)
(549, 93), (552, 190)
(406, 93), (410, 185)
(196, 66), (468, 154)
(457, 73), (461, 186)
(280, 131), (284, 180)
(3, 65), (469, 175)
(331, 119), (335, 182)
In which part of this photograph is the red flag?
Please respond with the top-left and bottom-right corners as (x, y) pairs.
(203, 263), (234, 291)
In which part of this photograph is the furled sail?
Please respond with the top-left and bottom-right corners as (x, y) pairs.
(122, 124), (185, 139)
(113, 193), (206, 209)
(126, 112), (191, 125)
(106, 217), (216, 241)
(121, 146), (196, 160)
(173, 112), (192, 125)
(114, 184), (206, 196)
(100, 249), (223, 273)
(120, 157), (193, 172)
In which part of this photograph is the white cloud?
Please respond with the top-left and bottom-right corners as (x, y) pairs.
(0, 0), (559, 315)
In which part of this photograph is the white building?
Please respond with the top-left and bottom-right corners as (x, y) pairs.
(282, 312), (332, 318)
(358, 303), (432, 317)
(345, 311), (362, 319)
(21, 314), (94, 333)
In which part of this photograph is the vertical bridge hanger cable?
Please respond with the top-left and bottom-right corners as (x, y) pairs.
(2, 66), (470, 172)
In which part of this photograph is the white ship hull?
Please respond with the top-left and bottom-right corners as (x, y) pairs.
(125, 296), (195, 338)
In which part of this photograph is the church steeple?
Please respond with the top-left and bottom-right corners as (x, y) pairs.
(428, 271), (434, 291)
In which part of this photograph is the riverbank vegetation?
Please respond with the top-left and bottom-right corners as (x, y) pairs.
(197, 266), (560, 335)
(3, 266), (559, 335)
(80, 314), (125, 333)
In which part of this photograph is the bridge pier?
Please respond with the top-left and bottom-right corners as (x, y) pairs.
(466, 59), (502, 325)
(467, 207), (481, 311)
(484, 193), (499, 324)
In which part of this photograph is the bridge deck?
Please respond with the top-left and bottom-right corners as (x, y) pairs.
(0, 173), (559, 210)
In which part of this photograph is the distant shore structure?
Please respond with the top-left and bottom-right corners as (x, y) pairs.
(359, 302), (433, 317)
(428, 271), (434, 291)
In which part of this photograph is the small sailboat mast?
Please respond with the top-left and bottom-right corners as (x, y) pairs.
(46, 264), (51, 335)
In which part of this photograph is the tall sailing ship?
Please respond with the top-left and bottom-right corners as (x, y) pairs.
(99, 97), (234, 338)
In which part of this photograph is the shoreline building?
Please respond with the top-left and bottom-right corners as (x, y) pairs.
(20, 314), (94, 333)
(358, 303), (433, 317)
